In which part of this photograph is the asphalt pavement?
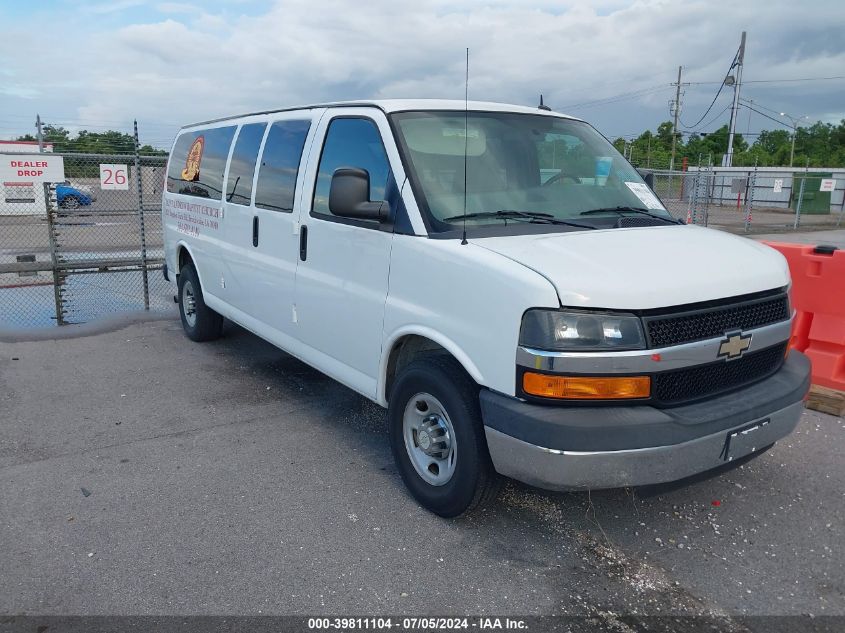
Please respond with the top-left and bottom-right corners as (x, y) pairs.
(751, 229), (845, 249)
(0, 318), (843, 622)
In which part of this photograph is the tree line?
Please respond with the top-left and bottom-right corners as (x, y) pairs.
(613, 119), (845, 169)
(16, 124), (166, 156)
(15, 119), (845, 169)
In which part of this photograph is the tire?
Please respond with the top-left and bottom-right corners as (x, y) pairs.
(177, 263), (223, 342)
(60, 196), (80, 209)
(388, 355), (501, 518)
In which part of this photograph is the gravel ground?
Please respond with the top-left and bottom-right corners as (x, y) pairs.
(0, 318), (842, 621)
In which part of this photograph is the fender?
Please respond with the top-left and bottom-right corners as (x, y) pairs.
(174, 240), (207, 291)
(378, 325), (486, 406)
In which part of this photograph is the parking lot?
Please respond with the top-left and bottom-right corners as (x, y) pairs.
(1, 317), (842, 622)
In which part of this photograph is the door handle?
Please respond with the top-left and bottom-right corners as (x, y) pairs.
(299, 225), (308, 261)
(252, 216), (259, 247)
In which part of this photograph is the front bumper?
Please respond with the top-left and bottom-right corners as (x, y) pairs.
(481, 351), (810, 490)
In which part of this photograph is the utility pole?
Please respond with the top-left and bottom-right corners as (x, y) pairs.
(670, 65), (682, 172)
(36, 114), (44, 153)
(780, 112), (807, 167)
(724, 31), (746, 167)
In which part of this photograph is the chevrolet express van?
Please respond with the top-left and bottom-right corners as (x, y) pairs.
(162, 100), (810, 517)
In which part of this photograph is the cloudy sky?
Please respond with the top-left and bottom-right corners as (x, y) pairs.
(1, 0), (843, 148)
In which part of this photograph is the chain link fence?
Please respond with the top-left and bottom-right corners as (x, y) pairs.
(1, 148), (173, 329)
(648, 168), (845, 234)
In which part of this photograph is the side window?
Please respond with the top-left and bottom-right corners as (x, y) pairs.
(226, 123), (266, 206)
(312, 118), (390, 217)
(166, 126), (236, 199)
(254, 120), (311, 213)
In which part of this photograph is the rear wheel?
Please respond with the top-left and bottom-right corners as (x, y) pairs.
(60, 196), (80, 209)
(178, 263), (223, 342)
(388, 356), (501, 517)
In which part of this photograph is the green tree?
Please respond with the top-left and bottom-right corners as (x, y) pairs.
(680, 119), (845, 168)
(756, 129), (791, 155)
(16, 124), (166, 156)
(656, 121), (675, 148)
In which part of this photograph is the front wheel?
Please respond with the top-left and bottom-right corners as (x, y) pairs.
(177, 263), (223, 342)
(388, 356), (501, 517)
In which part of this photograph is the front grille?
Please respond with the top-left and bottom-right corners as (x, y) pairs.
(645, 294), (789, 347)
(653, 343), (787, 405)
(617, 217), (670, 228)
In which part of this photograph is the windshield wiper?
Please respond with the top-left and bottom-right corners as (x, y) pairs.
(442, 210), (597, 230)
(579, 206), (683, 224)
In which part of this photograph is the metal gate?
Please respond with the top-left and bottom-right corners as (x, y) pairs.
(0, 152), (171, 328)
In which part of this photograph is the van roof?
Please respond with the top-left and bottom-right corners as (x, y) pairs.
(183, 99), (581, 129)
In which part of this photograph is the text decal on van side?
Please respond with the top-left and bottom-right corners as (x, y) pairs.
(164, 197), (221, 237)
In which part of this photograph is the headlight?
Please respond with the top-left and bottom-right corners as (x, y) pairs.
(519, 309), (646, 351)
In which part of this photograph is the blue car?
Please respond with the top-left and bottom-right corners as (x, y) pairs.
(56, 181), (96, 209)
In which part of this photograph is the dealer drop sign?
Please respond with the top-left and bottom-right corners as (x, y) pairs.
(0, 154), (65, 182)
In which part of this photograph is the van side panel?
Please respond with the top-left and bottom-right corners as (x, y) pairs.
(161, 123), (238, 303)
(199, 290), (381, 403)
(380, 235), (560, 404)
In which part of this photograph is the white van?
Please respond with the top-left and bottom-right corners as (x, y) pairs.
(162, 100), (810, 517)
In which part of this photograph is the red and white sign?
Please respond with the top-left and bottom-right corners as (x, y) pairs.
(820, 178), (837, 193)
(0, 154), (65, 182)
(100, 163), (129, 190)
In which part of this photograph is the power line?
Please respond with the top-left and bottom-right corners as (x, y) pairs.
(679, 44), (741, 130)
(559, 85), (671, 111)
(745, 75), (845, 84)
(739, 102), (795, 128)
(0, 113), (182, 127)
(740, 97), (783, 116)
(686, 75), (845, 85)
(688, 103), (732, 131)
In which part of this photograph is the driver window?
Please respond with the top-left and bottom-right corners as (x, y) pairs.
(312, 118), (390, 218)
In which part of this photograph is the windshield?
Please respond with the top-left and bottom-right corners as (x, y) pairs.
(391, 111), (674, 233)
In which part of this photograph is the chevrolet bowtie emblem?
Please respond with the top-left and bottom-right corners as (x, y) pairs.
(718, 331), (752, 360)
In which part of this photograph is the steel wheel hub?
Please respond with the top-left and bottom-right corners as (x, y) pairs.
(402, 393), (457, 486)
(417, 414), (451, 458)
(182, 281), (197, 327)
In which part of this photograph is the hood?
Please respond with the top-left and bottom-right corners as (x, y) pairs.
(474, 225), (789, 310)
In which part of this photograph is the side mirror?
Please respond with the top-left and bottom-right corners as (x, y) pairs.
(329, 167), (389, 221)
(637, 169), (655, 191)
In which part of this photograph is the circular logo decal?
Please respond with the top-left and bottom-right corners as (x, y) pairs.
(181, 136), (204, 182)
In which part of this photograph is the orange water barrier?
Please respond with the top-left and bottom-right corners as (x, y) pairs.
(764, 242), (845, 392)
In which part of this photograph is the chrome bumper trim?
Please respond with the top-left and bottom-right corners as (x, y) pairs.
(484, 399), (803, 491)
(516, 317), (792, 374)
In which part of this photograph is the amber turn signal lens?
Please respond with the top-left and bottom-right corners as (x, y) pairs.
(522, 373), (651, 400)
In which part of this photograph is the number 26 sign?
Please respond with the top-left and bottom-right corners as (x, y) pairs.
(99, 164), (129, 190)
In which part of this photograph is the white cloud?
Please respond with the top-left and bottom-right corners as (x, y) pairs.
(2, 0), (844, 145)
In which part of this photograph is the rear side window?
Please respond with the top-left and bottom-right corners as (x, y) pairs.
(167, 126), (236, 199)
(226, 123), (267, 206)
(254, 120), (311, 213)
(312, 118), (390, 217)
